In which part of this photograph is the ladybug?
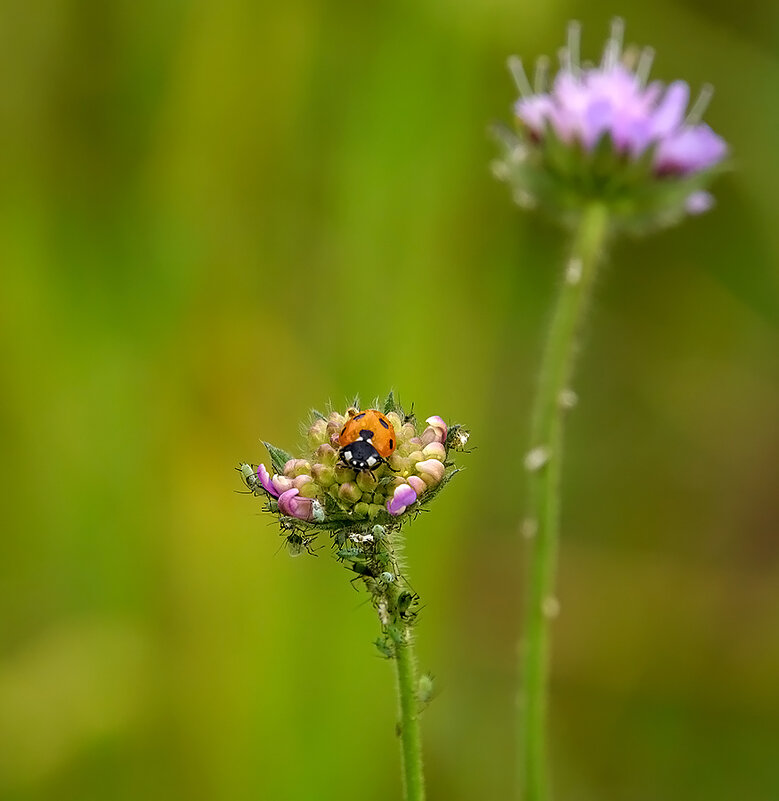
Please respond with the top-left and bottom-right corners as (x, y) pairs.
(338, 409), (396, 472)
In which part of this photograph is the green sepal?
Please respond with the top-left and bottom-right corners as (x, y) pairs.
(262, 441), (293, 476)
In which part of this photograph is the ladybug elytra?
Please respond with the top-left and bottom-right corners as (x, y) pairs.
(338, 409), (396, 472)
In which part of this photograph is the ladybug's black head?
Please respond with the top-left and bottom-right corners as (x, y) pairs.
(339, 439), (382, 471)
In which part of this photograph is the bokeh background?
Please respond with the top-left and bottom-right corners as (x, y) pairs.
(1, 0), (778, 799)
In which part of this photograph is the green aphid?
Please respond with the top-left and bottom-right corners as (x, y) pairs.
(337, 547), (363, 562)
(237, 463), (262, 495)
(374, 636), (395, 659)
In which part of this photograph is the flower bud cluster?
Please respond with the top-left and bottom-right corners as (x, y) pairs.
(239, 394), (467, 541)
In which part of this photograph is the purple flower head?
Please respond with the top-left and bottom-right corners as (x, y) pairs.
(513, 21), (726, 176)
(387, 483), (418, 516)
(496, 19), (728, 230)
(257, 464), (279, 497)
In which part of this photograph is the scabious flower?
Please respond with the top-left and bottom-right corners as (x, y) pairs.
(238, 392), (469, 665)
(238, 392), (467, 546)
(492, 19), (729, 231)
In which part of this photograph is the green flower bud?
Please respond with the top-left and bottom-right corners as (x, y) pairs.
(292, 460), (311, 477)
(293, 474), (313, 490)
(315, 443), (338, 465)
(298, 481), (319, 499)
(356, 470), (378, 493)
(407, 450), (424, 465)
(354, 501), (370, 518)
(311, 463), (335, 487)
(334, 465), (356, 484)
(368, 504), (384, 520)
(307, 418), (328, 449)
(399, 423), (417, 442)
(386, 412), (403, 431)
(338, 482), (362, 504)
(388, 454), (408, 473)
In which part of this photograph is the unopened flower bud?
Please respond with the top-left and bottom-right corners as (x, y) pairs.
(354, 501), (370, 518)
(298, 480), (319, 499)
(272, 474), (294, 495)
(386, 412), (403, 431)
(407, 450), (424, 465)
(418, 427), (438, 447)
(307, 418), (328, 448)
(334, 465), (356, 484)
(422, 442), (446, 461)
(311, 463), (335, 487)
(407, 475), (426, 496)
(415, 458), (446, 485)
(278, 488), (314, 521)
(328, 411), (346, 426)
(399, 423), (417, 442)
(356, 471), (378, 493)
(338, 482), (362, 504)
(284, 459), (297, 476)
(291, 460), (311, 477)
(315, 443), (338, 465)
(293, 475), (313, 491)
(387, 483), (418, 516)
(388, 454), (409, 474)
(368, 504), (384, 519)
(425, 415), (448, 443)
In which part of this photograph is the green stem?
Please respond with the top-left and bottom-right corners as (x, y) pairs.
(518, 203), (610, 801)
(394, 612), (425, 801)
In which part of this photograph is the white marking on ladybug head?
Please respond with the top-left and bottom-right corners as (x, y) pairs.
(343, 450), (352, 460)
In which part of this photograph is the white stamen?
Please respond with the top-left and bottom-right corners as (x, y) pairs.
(602, 17), (625, 70)
(521, 518), (538, 539)
(543, 596), (561, 619)
(636, 46), (655, 87)
(490, 160), (510, 181)
(533, 55), (550, 93)
(558, 46), (571, 73)
(565, 257), (583, 284)
(507, 56), (533, 97)
(524, 446), (551, 472)
(686, 84), (714, 124)
(513, 189), (536, 209)
(558, 389), (578, 409)
(567, 20), (581, 73)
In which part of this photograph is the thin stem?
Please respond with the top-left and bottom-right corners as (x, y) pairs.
(518, 203), (610, 801)
(394, 626), (425, 801)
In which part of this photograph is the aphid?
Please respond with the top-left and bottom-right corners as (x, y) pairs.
(338, 409), (397, 472)
(284, 531), (317, 557)
(237, 463), (262, 495)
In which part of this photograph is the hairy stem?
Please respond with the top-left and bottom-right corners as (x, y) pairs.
(392, 593), (425, 801)
(518, 203), (610, 801)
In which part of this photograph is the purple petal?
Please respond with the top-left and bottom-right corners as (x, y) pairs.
(655, 123), (728, 175)
(258, 464), (279, 497)
(650, 81), (690, 138)
(516, 95), (555, 133)
(278, 488), (314, 521)
(386, 484), (418, 516)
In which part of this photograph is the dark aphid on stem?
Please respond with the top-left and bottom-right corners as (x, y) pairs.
(284, 531), (318, 557)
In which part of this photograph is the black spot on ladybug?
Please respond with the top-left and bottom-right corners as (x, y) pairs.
(360, 429), (374, 440)
(341, 426), (346, 436)
(354, 412), (366, 420)
(379, 418), (389, 429)
(389, 438), (394, 449)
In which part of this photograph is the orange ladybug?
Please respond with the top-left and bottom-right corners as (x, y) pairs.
(338, 409), (396, 472)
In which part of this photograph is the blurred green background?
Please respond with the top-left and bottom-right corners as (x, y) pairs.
(1, 0), (778, 799)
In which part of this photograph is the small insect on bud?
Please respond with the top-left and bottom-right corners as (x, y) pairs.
(237, 463), (261, 495)
(417, 672), (436, 709)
